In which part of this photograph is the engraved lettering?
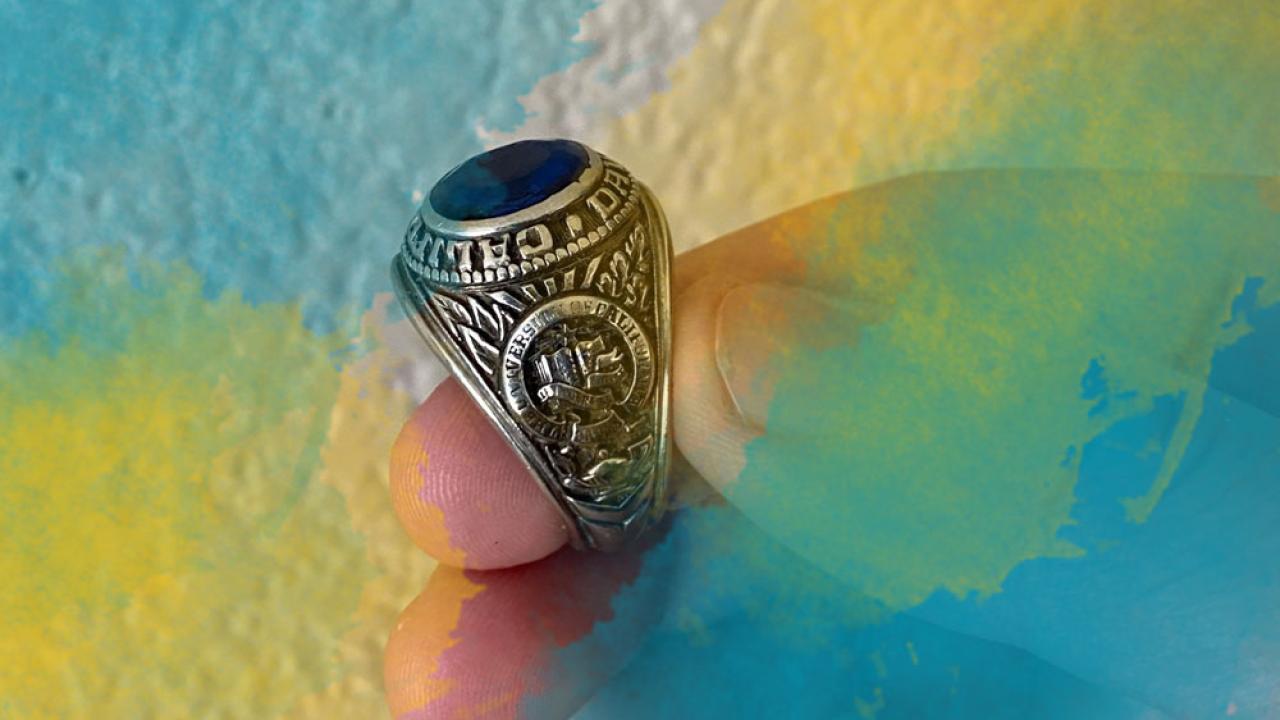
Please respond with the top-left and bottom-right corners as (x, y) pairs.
(586, 187), (620, 220)
(602, 167), (630, 194)
(447, 240), (475, 272)
(478, 234), (511, 270)
(405, 215), (427, 259)
(425, 234), (446, 268)
(515, 224), (554, 258)
(564, 213), (584, 238)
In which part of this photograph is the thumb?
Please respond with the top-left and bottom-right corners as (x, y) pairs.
(668, 168), (1280, 716)
(673, 274), (878, 490)
(669, 184), (888, 493)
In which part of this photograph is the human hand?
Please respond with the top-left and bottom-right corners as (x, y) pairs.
(384, 170), (1280, 719)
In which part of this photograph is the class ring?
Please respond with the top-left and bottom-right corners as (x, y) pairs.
(390, 139), (673, 552)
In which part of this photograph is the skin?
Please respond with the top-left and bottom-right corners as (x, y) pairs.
(384, 171), (1280, 719)
(382, 189), (828, 718)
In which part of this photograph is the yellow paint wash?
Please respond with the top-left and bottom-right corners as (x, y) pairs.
(0, 253), (414, 717)
(599, 0), (1065, 248)
(599, 0), (1277, 251)
(281, 296), (437, 719)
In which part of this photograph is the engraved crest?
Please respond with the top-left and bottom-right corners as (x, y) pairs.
(532, 328), (628, 413)
(499, 294), (655, 503)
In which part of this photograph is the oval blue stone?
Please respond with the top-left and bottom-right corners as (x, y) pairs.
(429, 139), (590, 221)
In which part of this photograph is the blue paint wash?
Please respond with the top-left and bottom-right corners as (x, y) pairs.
(529, 175), (1280, 718)
(551, 505), (1163, 719)
(0, 0), (602, 339)
(536, 280), (1278, 720)
(914, 280), (1280, 716)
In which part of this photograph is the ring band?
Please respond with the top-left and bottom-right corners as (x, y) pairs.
(390, 139), (673, 551)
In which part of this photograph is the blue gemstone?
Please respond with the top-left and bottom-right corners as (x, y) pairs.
(429, 139), (590, 221)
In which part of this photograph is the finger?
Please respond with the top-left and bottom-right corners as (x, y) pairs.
(670, 272), (762, 487)
(390, 378), (568, 569)
(390, 378), (718, 568)
(668, 170), (1280, 717)
(384, 536), (672, 720)
(387, 189), (836, 569)
(670, 190), (878, 491)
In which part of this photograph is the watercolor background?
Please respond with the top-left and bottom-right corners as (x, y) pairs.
(2, 1), (1277, 718)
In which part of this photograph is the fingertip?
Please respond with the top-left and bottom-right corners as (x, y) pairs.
(385, 542), (671, 720)
(390, 379), (568, 569)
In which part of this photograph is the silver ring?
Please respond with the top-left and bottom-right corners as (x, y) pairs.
(390, 139), (673, 552)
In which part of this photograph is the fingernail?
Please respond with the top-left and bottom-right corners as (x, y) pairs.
(715, 283), (856, 430)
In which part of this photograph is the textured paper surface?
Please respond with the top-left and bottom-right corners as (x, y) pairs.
(3, 1), (1277, 717)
